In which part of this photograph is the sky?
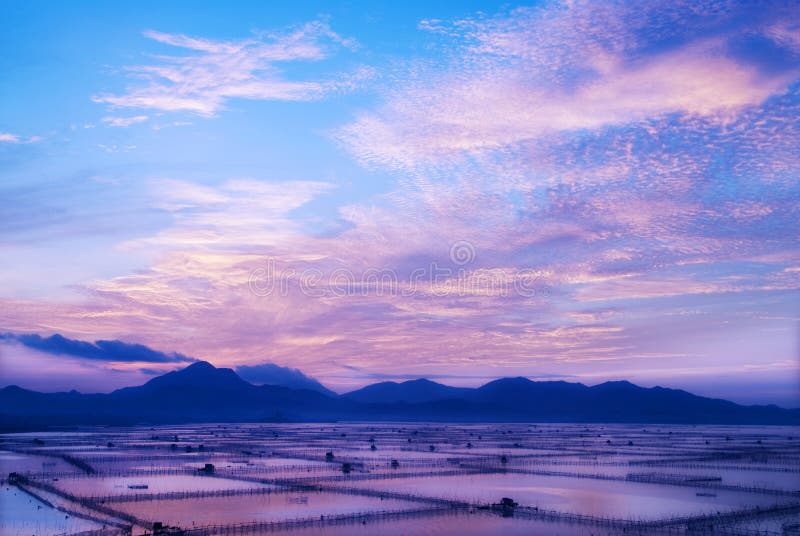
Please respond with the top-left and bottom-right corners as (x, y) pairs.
(0, 0), (798, 406)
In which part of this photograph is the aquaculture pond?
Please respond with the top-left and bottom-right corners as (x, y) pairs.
(2, 423), (798, 535)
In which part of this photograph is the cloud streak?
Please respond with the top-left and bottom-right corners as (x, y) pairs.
(235, 362), (334, 394)
(1, 332), (194, 363)
(337, 2), (799, 169)
(0, 132), (41, 144)
(102, 115), (149, 128)
(93, 20), (361, 116)
(1, 1), (798, 401)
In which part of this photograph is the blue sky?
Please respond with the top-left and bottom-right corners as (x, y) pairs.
(1, 1), (798, 405)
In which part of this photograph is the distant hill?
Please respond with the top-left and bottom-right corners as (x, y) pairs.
(342, 378), (472, 404)
(1, 361), (797, 430)
(0, 362), (355, 428)
(345, 376), (798, 425)
(123, 361), (250, 392)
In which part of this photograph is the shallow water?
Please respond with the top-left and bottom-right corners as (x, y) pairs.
(0, 487), (100, 536)
(268, 510), (618, 536)
(114, 491), (421, 529)
(51, 474), (272, 497)
(0, 451), (80, 475)
(1, 423), (798, 534)
(339, 471), (788, 519)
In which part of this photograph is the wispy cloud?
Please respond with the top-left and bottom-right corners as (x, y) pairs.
(93, 20), (362, 116)
(337, 2), (799, 169)
(1, 332), (194, 363)
(0, 132), (42, 144)
(97, 143), (137, 153)
(2, 1), (798, 399)
(102, 115), (149, 127)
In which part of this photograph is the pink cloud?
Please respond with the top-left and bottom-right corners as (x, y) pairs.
(4, 2), (798, 395)
(93, 21), (364, 116)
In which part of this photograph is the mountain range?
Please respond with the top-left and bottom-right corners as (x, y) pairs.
(1, 361), (797, 431)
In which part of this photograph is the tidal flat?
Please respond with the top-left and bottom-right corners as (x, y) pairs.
(2, 423), (798, 535)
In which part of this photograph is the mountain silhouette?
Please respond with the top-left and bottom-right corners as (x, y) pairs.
(0, 362), (354, 430)
(123, 361), (250, 392)
(343, 378), (472, 404)
(1, 361), (797, 430)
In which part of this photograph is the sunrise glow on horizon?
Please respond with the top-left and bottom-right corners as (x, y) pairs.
(1, 0), (799, 406)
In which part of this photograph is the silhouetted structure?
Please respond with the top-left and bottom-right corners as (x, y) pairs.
(199, 463), (214, 474)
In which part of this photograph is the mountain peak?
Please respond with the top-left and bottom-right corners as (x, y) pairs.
(139, 360), (248, 391)
(343, 377), (470, 404)
(404, 378), (439, 385)
(594, 380), (639, 391)
(481, 377), (535, 388)
(184, 360), (215, 371)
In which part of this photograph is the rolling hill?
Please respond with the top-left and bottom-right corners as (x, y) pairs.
(1, 361), (797, 430)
